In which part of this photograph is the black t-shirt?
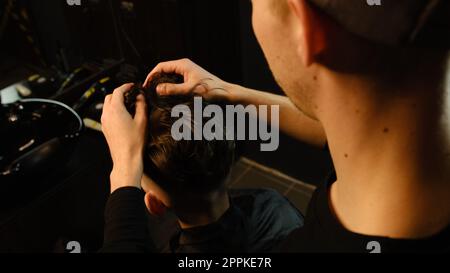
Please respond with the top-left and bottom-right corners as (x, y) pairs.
(280, 172), (450, 253)
(100, 188), (153, 253)
(100, 188), (303, 253)
(167, 189), (303, 253)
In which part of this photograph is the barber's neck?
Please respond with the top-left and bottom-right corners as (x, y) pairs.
(176, 190), (230, 230)
(317, 65), (450, 239)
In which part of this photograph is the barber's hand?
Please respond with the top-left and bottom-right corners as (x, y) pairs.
(144, 58), (233, 102)
(101, 83), (148, 193)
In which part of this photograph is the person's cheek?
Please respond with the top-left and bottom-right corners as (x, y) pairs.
(252, 4), (275, 58)
(251, 2), (262, 44)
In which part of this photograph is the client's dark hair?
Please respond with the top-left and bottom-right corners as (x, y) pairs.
(129, 73), (235, 196)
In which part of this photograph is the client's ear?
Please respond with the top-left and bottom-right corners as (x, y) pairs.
(287, 0), (328, 67)
(144, 192), (167, 217)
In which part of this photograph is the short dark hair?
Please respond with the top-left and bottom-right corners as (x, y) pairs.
(138, 73), (235, 196)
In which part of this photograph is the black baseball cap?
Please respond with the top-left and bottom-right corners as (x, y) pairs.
(308, 0), (450, 48)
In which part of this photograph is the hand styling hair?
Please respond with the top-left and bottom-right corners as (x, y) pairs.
(124, 73), (235, 195)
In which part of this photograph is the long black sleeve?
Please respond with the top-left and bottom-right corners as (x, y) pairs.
(99, 187), (153, 253)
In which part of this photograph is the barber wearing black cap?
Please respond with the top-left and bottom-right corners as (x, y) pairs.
(101, 0), (450, 252)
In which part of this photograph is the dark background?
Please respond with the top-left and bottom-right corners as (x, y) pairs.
(0, 0), (332, 252)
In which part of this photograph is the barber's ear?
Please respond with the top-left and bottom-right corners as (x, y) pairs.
(144, 192), (167, 217)
(287, 0), (327, 67)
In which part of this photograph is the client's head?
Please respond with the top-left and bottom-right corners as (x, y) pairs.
(136, 73), (235, 222)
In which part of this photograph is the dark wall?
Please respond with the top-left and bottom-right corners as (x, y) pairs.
(41, 0), (241, 82)
(1, 0), (242, 82)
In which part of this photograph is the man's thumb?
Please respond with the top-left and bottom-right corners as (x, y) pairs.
(134, 94), (147, 126)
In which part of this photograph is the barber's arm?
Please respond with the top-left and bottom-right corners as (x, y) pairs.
(144, 58), (327, 148)
(99, 84), (152, 252)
